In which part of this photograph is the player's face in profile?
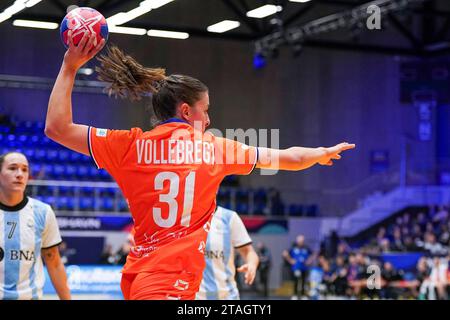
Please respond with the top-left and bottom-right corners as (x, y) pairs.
(0, 153), (29, 194)
(189, 91), (210, 132)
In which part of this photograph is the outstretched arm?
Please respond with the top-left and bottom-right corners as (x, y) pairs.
(45, 31), (105, 155)
(256, 142), (356, 171)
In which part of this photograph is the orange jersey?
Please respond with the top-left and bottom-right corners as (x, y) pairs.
(88, 120), (257, 298)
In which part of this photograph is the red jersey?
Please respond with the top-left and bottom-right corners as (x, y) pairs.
(88, 120), (257, 298)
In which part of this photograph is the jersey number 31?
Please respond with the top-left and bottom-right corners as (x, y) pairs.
(153, 171), (196, 228)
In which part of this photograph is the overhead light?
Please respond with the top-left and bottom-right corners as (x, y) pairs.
(78, 68), (94, 76)
(13, 19), (58, 29)
(0, 0), (43, 24)
(0, 13), (11, 24)
(4, 2), (26, 16)
(107, 13), (130, 26)
(25, 0), (43, 7)
(246, 5), (282, 19)
(107, 0), (174, 26)
(109, 26), (147, 35)
(289, 0), (312, 3)
(141, 0), (174, 10)
(207, 20), (240, 33)
(147, 29), (189, 39)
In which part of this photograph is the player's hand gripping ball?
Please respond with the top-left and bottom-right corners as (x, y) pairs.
(60, 7), (108, 49)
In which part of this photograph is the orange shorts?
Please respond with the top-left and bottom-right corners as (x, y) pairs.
(120, 271), (200, 300)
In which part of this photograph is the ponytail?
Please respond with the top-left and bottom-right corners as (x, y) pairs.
(96, 46), (166, 101)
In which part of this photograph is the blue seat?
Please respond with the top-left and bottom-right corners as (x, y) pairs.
(305, 204), (318, 217)
(34, 195), (45, 203)
(79, 197), (95, 211)
(76, 165), (89, 179)
(57, 196), (76, 210)
(5, 134), (17, 148)
(52, 164), (65, 179)
(80, 186), (95, 196)
(32, 122), (44, 133)
(288, 204), (302, 216)
(31, 163), (42, 178)
(56, 196), (69, 210)
(254, 188), (267, 201)
(88, 166), (99, 180)
(58, 185), (74, 196)
(43, 196), (56, 207)
(58, 150), (70, 162)
(27, 135), (40, 147)
(46, 149), (59, 162)
(101, 187), (117, 197)
(64, 165), (77, 178)
(253, 202), (267, 215)
(118, 198), (129, 212)
(80, 154), (91, 164)
(23, 148), (35, 160)
(43, 164), (54, 179)
(236, 202), (249, 215)
(236, 189), (249, 198)
(17, 134), (28, 146)
(218, 189), (231, 197)
(14, 121), (32, 134)
(0, 125), (11, 134)
(66, 197), (76, 210)
(100, 197), (114, 211)
(69, 152), (81, 162)
(38, 136), (51, 147)
(217, 198), (231, 209)
(99, 169), (111, 181)
(34, 149), (47, 161)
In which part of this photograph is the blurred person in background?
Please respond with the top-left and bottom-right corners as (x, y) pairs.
(283, 235), (312, 299)
(115, 238), (132, 265)
(58, 241), (76, 265)
(99, 243), (115, 265)
(256, 241), (271, 297)
(330, 255), (348, 297)
(416, 256), (431, 299)
(391, 227), (405, 252)
(417, 233), (448, 256)
(380, 261), (402, 299)
(196, 206), (259, 300)
(418, 256), (449, 300)
(429, 256), (448, 300)
(0, 152), (70, 300)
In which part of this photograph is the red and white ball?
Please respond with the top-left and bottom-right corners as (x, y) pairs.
(60, 7), (108, 49)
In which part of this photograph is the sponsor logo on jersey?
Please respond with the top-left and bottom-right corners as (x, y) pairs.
(96, 128), (108, 137)
(174, 279), (189, 291)
(9, 249), (36, 261)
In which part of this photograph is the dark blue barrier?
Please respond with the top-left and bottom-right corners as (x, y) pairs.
(379, 252), (424, 271)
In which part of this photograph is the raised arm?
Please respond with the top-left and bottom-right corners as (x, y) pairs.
(256, 142), (356, 171)
(45, 30), (105, 155)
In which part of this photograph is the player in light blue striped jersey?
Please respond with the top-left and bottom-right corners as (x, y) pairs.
(0, 152), (70, 300)
(196, 206), (259, 300)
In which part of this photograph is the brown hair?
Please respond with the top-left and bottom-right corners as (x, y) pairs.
(0, 152), (26, 170)
(96, 46), (208, 123)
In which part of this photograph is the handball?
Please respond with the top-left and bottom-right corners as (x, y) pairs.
(60, 7), (108, 49)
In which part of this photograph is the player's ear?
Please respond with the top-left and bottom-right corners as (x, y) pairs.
(179, 102), (190, 121)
